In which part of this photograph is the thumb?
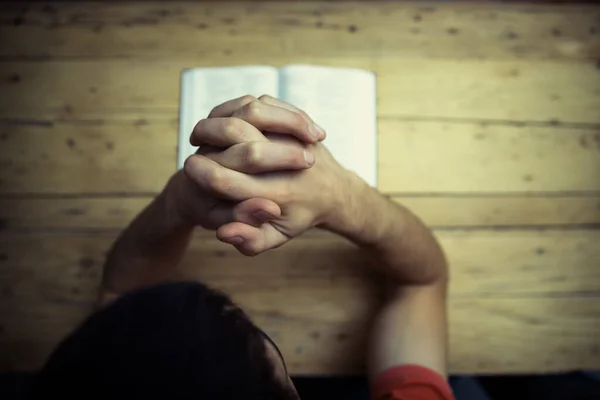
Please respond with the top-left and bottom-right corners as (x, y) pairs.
(216, 222), (288, 256)
(205, 198), (281, 229)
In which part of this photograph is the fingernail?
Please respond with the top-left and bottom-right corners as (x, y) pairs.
(314, 123), (326, 139)
(304, 151), (315, 165)
(253, 210), (276, 222)
(309, 124), (320, 140)
(224, 236), (244, 245)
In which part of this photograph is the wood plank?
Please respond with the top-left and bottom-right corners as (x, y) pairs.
(0, 120), (177, 194)
(447, 297), (600, 374)
(2, 195), (600, 230)
(0, 0), (598, 378)
(0, 229), (598, 303)
(376, 58), (600, 124)
(1, 58), (599, 123)
(379, 121), (600, 193)
(1, 120), (599, 194)
(0, 231), (599, 373)
(1, 2), (598, 60)
(395, 196), (600, 228)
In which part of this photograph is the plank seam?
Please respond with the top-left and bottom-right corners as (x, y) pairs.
(2, 116), (600, 130)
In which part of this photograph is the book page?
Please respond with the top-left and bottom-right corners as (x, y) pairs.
(178, 66), (278, 169)
(279, 65), (377, 187)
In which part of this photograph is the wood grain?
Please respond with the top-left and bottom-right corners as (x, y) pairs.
(1, 231), (599, 373)
(378, 121), (600, 193)
(376, 58), (600, 124)
(1, 58), (599, 123)
(0, 120), (176, 194)
(0, 230), (598, 302)
(2, 120), (599, 194)
(1, 0), (599, 375)
(2, 195), (600, 230)
(1, 2), (598, 60)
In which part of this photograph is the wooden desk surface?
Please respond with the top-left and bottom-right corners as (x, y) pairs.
(0, 1), (599, 374)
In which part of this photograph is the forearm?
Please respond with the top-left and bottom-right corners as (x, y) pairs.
(324, 173), (447, 285)
(101, 177), (193, 297)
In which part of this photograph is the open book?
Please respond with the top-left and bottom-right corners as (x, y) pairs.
(178, 64), (377, 186)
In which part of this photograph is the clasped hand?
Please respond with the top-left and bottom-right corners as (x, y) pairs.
(167, 95), (352, 256)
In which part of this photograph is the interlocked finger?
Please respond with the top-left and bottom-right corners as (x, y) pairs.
(183, 154), (267, 201)
(202, 141), (314, 174)
(191, 117), (267, 147)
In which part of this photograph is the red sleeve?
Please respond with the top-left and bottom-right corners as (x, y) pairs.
(371, 365), (455, 400)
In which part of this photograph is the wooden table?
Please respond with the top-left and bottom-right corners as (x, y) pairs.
(0, 1), (599, 375)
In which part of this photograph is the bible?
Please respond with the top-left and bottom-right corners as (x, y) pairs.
(178, 64), (377, 186)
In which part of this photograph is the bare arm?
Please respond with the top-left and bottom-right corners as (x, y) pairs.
(324, 174), (448, 379)
(99, 174), (195, 306)
(99, 95), (322, 306)
(180, 95), (449, 379)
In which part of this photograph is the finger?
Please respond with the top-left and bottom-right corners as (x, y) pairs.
(216, 222), (288, 256)
(203, 141), (314, 174)
(207, 95), (324, 143)
(233, 101), (322, 143)
(258, 95), (326, 141)
(191, 117), (268, 147)
(206, 198), (282, 229)
(208, 95), (257, 118)
(183, 154), (266, 201)
(258, 95), (311, 121)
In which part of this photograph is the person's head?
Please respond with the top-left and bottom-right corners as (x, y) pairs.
(32, 282), (298, 399)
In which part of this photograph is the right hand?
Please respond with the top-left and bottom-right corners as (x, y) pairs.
(184, 97), (359, 256)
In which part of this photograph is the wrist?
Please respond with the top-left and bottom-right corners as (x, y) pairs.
(161, 171), (199, 230)
(321, 172), (393, 246)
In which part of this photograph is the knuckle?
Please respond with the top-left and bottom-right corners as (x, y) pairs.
(223, 118), (245, 142)
(258, 94), (273, 102)
(299, 109), (312, 122)
(293, 112), (310, 132)
(243, 100), (263, 120)
(239, 94), (257, 105)
(183, 155), (198, 176)
(243, 143), (262, 167)
(204, 167), (224, 191)
(208, 105), (220, 117)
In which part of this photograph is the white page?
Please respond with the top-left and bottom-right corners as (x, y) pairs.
(177, 66), (278, 169)
(279, 65), (377, 187)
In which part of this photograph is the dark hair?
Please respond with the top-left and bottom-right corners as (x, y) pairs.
(31, 282), (295, 399)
